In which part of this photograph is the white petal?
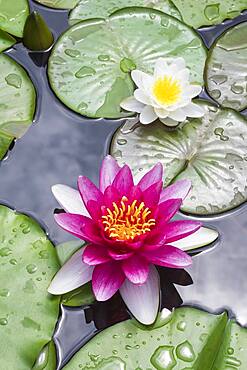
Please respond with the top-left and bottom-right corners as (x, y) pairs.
(154, 107), (169, 119)
(169, 109), (187, 122)
(170, 57), (186, 73)
(154, 57), (170, 78)
(48, 248), (93, 295)
(120, 96), (145, 113)
(183, 102), (205, 117)
(176, 68), (190, 82)
(160, 117), (179, 127)
(185, 85), (202, 98)
(140, 105), (157, 124)
(120, 265), (160, 325)
(131, 70), (153, 89)
(172, 227), (219, 252)
(52, 184), (89, 216)
(134, 89), (151, 105)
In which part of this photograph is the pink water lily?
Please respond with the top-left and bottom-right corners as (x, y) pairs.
(49, 156), (202, 324)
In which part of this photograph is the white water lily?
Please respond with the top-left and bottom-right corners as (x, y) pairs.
(121, 57), (205, 126)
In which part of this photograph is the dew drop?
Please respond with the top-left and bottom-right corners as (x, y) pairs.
(151, 345), (176, 369)
(210, 89), (221, 99)
(120, 57), (136, 73)
(225, 357), (242, 367)
(5, 73), (22, 88)
(39, 250), (48, 259)
(209, 74), (227, 85)
(26, 264), (37, 274)
(65, 49), (81, 58)
(52, 56), (66, 65)
(204, 4), (220, 21)
(75, 66), (96, 78)
(117, 139), (127, 145)
(227, 347), (234, 355)
(98, 54), (110, 62)
(78, 102), (88, 111)
(177, 321), (186, 332)
(9, 258), (17, 265)
(0, 247), (12, 257)
(0, 289), (10, 298)
(0, 317), (8, 326)
(230, 83), (244, 95)
(176, 341), (195, 362)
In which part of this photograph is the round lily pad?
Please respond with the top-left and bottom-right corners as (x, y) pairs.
(64, 307), (247, 369)
(0, 54), (36, 160)
(35, 0), (79, 9)
(170, 0), (247, 29)
(0, 30), (15, 52)
(0, 205), (60, 369)
(205, 22), (247, 111)
(48, 8), (206, 119)
(110, 100), (247, 216)
(0, 0), (29, 37)
(69, 0), (181, 26)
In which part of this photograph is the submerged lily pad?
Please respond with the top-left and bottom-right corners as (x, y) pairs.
(0, 30), (15, 52)
(170, 0), (247, 28)
(0, 205), (60, 369)
(35, 0), (79, 9)
(206, 22), (247, 111)
(0, 54), (36, 160)
(0, 0), (29, 37)
(111, 100), (247, 216)
(48, 8), (206, 119)
(69, 0), (181, 26)
(64, 306), (247, 369)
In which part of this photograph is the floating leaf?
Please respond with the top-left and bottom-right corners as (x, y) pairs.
(0, 29), (15, 52)
(69, 0), (181, 26)
(32, 341), (57, 370)
(0, 0), (29, 37)
(48, 8), (206, 119)
(63, 306), (247, 369)
(0, 54), (36, 160)
(23, 11), (54, 51)
(206, 22), (247, 111)
(111, 100), (247, 216)
(35, 0), (80, 9)
(0, 205), (60, 369)
(170, 0), (247, 29)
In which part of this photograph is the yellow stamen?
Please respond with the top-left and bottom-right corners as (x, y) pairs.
(102, 196), (156, 241)
(153, 76), (181, 105)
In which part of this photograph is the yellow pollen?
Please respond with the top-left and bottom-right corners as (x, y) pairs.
(153, 76), (181, 105)
(102, 196), (156, 241)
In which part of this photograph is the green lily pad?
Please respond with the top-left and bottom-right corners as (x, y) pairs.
(33, 341), (57, 370)
(0, 0), (29, 37)
(0, 29), (15, 52)
(170, 0), (247, 29)
(69, 0), (181, 26)
(0, 54), (36, 160)
(110, 100), (247, 216)
(48, 8), (206, 119)
(64, 306), (247, 369)
(205, 22), (247, 111)
(35, 0), (79, 9)
(0, 205), (60, 369)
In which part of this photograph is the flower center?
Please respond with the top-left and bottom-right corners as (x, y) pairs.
(102, 196), (156, 241)
(152, 76), (181, 105)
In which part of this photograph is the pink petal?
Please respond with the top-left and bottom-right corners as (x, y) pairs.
(142, 245), (192, 268)
(103, 185), (120, 209)
(164, 220), (202, 243)
(112, 165), (134, 197)
(122, 255), (149, 284)
(160, 180), (191, 203)
(138, 163), (163, 191)
(48, 248), (93, 295)
(52, 184), (89, 216)
(100, 155), (121, 192)
(92, 261), (125, 301)
(157, 199), (182, 223)
(83, 244), (111, 265)
(54, 213), (103, 245)
(142, 181), (162, 208)
(108, 248), (134, 261)
(120, 265), (160, 325)
(78, 176), (103, 218)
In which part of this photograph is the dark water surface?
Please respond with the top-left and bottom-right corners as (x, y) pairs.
(1, 2), (247, 368)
